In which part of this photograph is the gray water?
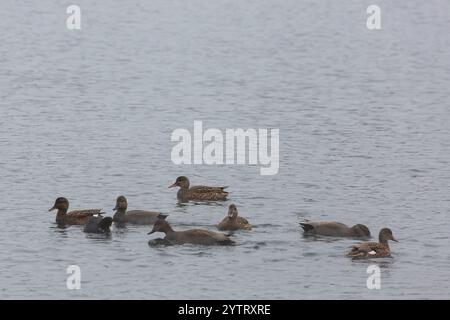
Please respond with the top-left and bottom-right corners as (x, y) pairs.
(0, 0), (449, 299)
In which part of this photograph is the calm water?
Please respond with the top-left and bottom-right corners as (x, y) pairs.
(0, 0), (449, 299)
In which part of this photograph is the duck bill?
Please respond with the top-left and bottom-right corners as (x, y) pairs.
(113, 205), (118, 211)
(391, 237), (399, 242)
(168, 182), (177, 188)
(228, 209), (237, 219)
(147, 230), (156, 235)
(48, 206), (56, 212)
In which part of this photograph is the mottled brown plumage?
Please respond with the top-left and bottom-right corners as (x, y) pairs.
(169, 176), (228, 202)
(217, 204), (251, 231)
(113, 195), (167, 225)
(347, 228), (398, 259)
(49, 197), (103, 226)
(148, 219), (235, 246)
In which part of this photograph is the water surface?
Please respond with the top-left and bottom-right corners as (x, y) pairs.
(0, 0), (449, 299)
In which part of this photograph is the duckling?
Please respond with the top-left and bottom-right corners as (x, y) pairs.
(217, 204), (251, 231)
(49, 197), (103, 226)
(148, 219), (235, 246)
(347, 228), (398, 259)
(112, 195), (167, 225)
(169, 176), (228, 202)
(84, 216), (113, 234)
(300, 221), (370, 238)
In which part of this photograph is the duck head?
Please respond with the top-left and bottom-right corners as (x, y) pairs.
(169, 176), (190, 189)
(379, 228), (398, 243)
(99, 217), (113, 232)
(351, 224), (371, 237)
(49, 197), (69, 212)
(228, 204), (238, 220)
(113, 195), (128, 212)
(148, 218), (172, 235)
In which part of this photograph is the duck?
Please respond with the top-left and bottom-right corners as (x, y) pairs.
(49, 197), (104, 226)
(113, 195), (168, 225)
(148, 219), (235, 246)
(299, 220), (370, 238)
(347, 228), (398, 259)
(217, 204), (251, 231)
(84, 216), (113, 234)
(169, 176), (228, 202)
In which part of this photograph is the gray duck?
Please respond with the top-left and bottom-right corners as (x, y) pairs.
(148, 219), (234, 246)
(300, 220), (370, 238)
(84, 216), (113, 234)
(113, 195), (167, 225)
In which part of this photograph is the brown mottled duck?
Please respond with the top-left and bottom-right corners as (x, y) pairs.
(49, 197), (104, 226)
(347, 228), (398, 259)
(169, 176), (228, 202)
(217, 204), (251, 231)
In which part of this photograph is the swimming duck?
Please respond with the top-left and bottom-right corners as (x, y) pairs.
(217, 204), (251, 231)
(49, 197), (104, 226)
(169, 176), (228, 202)
(113, 195), (167, 225)
(148, 219), (235, 246)
(300, 221), (370, 238)
(347, 228), (398, 259)
(84, 216), (113, 234)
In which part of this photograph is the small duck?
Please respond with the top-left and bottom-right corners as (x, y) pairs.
(49, 197), (104, 226)
(113, 195), (168, 225)
(300, 221), (370, 238)
(347, 228), (398, 259)
(169, 176), (228, 202)
(84, 216), (113, 234)
(148, 219), (235, 246)
(217, 204), (251, 231)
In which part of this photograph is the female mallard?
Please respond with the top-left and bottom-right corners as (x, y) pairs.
(217, 204), (251, 231)
(113, 195), (167, 225)
(347, 228), (398, 259)
(169, 176), (228, 202)
(49, 197), (104, 226)
(148, 219), (235, 246)
(300, 220), (370, 238)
